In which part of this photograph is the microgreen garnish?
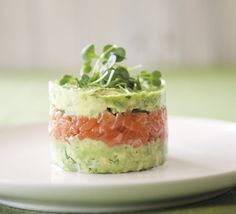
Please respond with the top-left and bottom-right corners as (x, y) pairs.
(59, 75), (79, 86)
(59, 44), (163, 91)
(139, 70), (162, 88)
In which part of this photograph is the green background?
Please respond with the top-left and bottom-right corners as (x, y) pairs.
(0, 67), (235, 213)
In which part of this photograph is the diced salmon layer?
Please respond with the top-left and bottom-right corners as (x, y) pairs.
(49, 107), (167, 147)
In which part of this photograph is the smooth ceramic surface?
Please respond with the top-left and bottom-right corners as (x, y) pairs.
(0, 117), (236, 213)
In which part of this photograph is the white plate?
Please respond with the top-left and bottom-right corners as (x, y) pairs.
(0, 117), (236, 213)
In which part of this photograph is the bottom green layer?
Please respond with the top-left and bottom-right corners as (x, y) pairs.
(51, 138), (167, 173)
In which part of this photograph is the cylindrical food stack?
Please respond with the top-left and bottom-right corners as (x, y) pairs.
(49, 44), (168, 173)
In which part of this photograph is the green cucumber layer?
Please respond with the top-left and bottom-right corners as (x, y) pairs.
(51, 138), (167, 173)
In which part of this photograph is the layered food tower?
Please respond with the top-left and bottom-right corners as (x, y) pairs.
(49, 44), (167, 173)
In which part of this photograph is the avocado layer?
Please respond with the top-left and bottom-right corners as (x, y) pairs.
(51, 138), (167, 173)
(49, 81), (166, 117)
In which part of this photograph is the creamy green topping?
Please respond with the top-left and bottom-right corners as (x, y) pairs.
(49, 81), (166, 116)
(51, 138), (166, 173)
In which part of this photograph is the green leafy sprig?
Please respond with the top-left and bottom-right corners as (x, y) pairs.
(59, 44), (162, 91)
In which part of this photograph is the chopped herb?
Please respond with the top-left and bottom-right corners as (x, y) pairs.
(132, 109), (149, 113)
